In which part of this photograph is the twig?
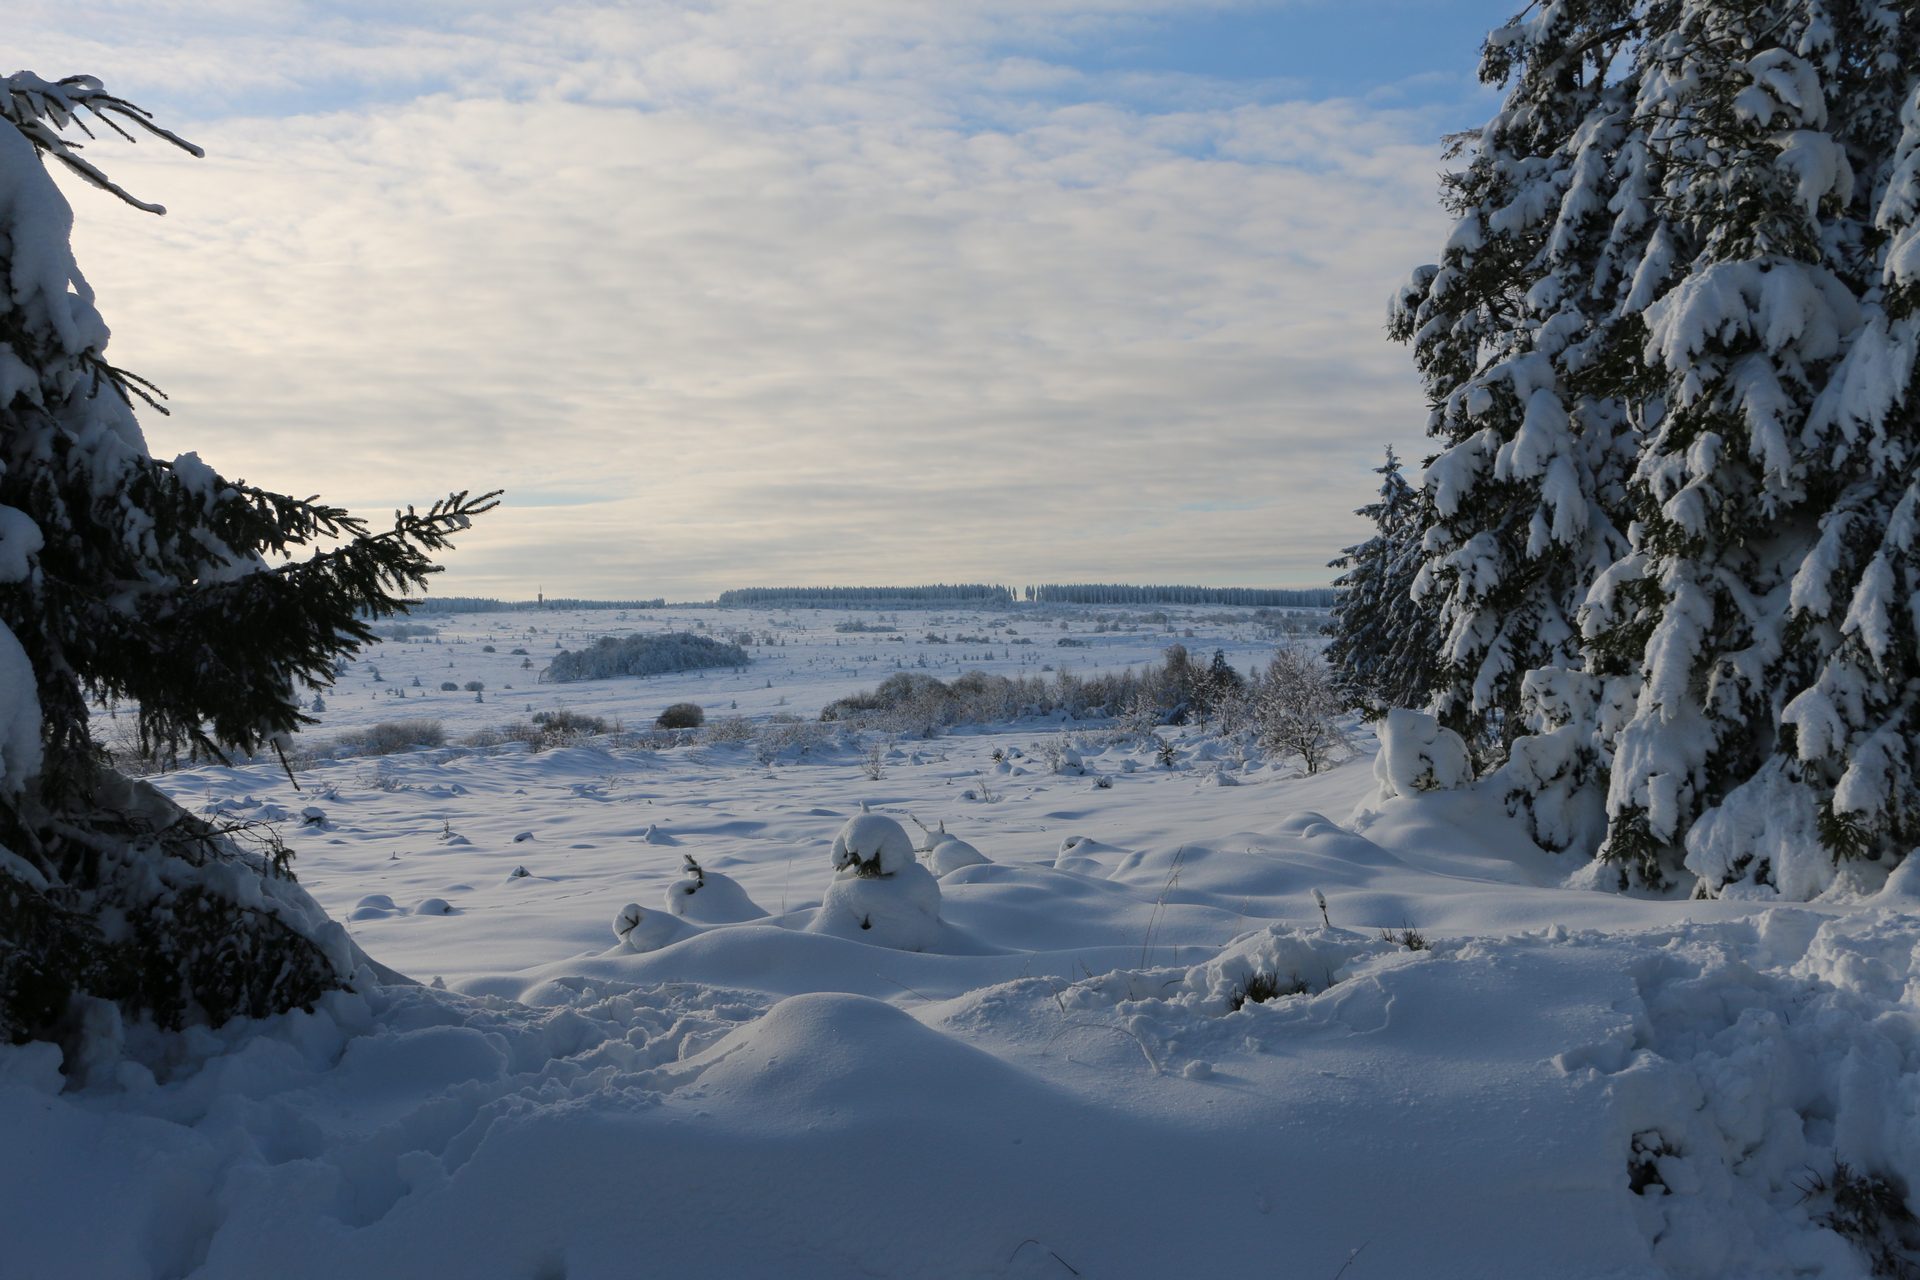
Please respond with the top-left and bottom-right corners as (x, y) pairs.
(1330, 1242), (1370, 1280)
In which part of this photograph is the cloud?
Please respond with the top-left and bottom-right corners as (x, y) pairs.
(19, 2), (1485, 599)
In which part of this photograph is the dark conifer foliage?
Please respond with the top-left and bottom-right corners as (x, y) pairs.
(0, 74), (496, 1043)
(1383, 0), (1920, 892)
(1326, 447), (1443, 718)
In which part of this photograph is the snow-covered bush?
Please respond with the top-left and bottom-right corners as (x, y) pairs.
(808, 814), (942, 949)
(612, 901), (696, 953)
(1385, 1), (1920, 892)
(1373, 709), (1471, 799)
(909, 816), (990, 875)
(0, 76), (493, 1044)
(663, 855), (767, 923)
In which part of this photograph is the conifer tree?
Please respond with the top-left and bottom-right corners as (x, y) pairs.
(1392, 1), (1920, 892)
(0, 74), (497, 1043)
(1326, 446), (1444, 717)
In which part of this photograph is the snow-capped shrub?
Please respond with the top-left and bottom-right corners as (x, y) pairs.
(809, 815), (942, 950)
(830, 814), (917, 877)
(909, 819), (991, 876)
(664, 854), (767, 923)
(1373, 709), (1470, 798)
(1183, 925), (1393, 1016)
(612, 902), (695, 953)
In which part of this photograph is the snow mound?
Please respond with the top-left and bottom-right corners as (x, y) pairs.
(1182, 925), (1397, 1014)
(613, 902), (697, 953)
(664, 860), (768, 923)
(926, 834), (989, 876)
(808, 856), (943, 952)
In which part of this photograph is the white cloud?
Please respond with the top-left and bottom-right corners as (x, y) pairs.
(18, 1), (1486, 598)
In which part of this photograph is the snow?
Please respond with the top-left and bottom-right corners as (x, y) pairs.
(5, 605), (1918, 1277)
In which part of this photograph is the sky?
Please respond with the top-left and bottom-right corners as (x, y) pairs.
(17, 0), (1514, 601)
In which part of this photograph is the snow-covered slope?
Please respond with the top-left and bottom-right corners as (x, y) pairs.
(7, 608), (1917, 1279)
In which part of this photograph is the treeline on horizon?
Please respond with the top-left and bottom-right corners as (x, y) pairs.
(714, 585), (1016, 606)
(1028, 584), (1335, 607)
(407, 596), (667, 614)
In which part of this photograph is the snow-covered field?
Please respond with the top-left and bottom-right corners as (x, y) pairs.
(9, 607), (1920, 1279)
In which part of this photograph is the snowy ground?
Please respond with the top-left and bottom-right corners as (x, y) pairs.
(8, 607), (1920, 1279)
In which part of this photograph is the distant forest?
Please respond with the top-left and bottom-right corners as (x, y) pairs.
(715, 585), (1016, 607)
(1028, 584), (1335, 607)
(406, 596), (667, 614)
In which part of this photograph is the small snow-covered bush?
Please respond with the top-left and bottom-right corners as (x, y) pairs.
(809, 814), (942, 949)
(1373, 709), (1469, 798)
(612, 902), (695, 953)
(664, 854), (767, 923)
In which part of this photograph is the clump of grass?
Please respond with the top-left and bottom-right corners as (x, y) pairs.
(1380, 925), (1430, 951)
(1228, 970), (1310, 1012)
(1799, 1160), (1920, 1278)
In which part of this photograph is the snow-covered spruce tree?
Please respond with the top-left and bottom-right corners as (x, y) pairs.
(1393, 3), (1919, 891)
(1325, 446), (1445, 717)
(0, 74), (497, 1044)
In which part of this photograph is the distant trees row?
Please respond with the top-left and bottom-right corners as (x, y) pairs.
(1027, 584), (1335, 607)
(543, 632), (750, 683)
(715, 585), (1016, 607)
(406, 596), (665, 614)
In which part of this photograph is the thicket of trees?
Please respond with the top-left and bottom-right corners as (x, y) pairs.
(544, 632), (749, 682)
(1329, 0), (1920, 895)
(819, 643), (1344, 770)
(0, 75), (494, 1044)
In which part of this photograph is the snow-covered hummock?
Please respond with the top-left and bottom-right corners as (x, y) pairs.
(808, 814), (942, 949)
(613, 901), (696, 953)
(663, 862), (767, 923)
(912, 817), (992, 876)
(1373, 708), (1469, 799)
